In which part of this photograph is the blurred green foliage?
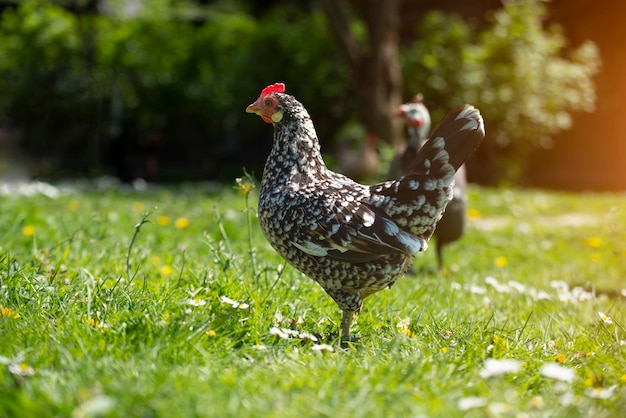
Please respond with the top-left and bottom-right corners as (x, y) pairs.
(0, 0), (350, 179)
(0, 0), (599, 183)
(401, 0), (599, 181)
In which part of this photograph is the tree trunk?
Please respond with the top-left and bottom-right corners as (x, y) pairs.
(320, 0), (403, 146)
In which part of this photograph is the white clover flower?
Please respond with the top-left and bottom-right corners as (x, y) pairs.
(478, 358), (522, 378)
(540, 363), (576, 383)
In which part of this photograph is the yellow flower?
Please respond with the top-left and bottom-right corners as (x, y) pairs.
(156, 216), (171, 226)
(235, 176), (256, 195)
(88, 317), (101, 328)
(1, 306), (20, 319)
(441, 346), (449, 353)
(22, 225), (35, 237)
(161, 265), (173, 275)
(467, 208), (481, 220)
(403, 328), (416, 338)
(151, 256), (162, 266)
(67, 200), (79, 212)
(495, 256), (508, 268)
(620, 374), (626, 383)
(491, 335), (508, 354)
(585, 237), (602, 249)
(238, 182), (251, 195)
(397, 318), (415, 338)
(174, 218), (189, 229)
(492, 335), (507, 346)
(207, 330), (217, 338)
(554, 353), (566, 363)
(585, 373), (604, 387)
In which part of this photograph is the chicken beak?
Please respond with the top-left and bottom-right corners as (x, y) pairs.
(246, 101), (260, 115)
(246, 98), (274, 123)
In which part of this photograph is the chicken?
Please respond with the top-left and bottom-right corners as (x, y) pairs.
(391, 95), (468, 270)
(246, 83), (485, 338)
(387, 94), (431, 180)
(336, 130), (379, 182)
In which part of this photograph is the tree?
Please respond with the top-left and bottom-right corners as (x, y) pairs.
(401, 0), (599, 182)
(319, 0), (404, 146)
(321, 0), (599, 183)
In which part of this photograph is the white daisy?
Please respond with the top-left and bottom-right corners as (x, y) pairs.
(186, 298), (207, 307)
(311, 344), (334, 352)
(597, 311), (613, 324)
(540, 363), (576, 383)
(585, 385), (618, 399)
(458, 397), (487, 411)
(479, 358), (522, 378)
(269, 327), (290, 339)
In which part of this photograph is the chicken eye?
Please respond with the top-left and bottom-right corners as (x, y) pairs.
(264, 99), (273, 107)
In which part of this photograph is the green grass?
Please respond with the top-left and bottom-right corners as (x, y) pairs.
(1, 182), (625, 417)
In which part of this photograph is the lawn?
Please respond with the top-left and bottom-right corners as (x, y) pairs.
(1, 180), (625, 417)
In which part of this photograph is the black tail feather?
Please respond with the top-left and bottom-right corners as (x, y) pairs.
(408, 104), (485, 173)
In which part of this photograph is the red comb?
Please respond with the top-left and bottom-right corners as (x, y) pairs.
(261, 83), (286, 96)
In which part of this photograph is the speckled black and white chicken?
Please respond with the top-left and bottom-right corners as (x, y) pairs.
(246, 83), (485, 338)
(391, 95), (469, 270)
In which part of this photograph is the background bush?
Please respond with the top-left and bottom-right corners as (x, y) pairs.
(0, 0), (602, 185)
(0, 0), (351, 181)
(401, 1), (599, 182)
